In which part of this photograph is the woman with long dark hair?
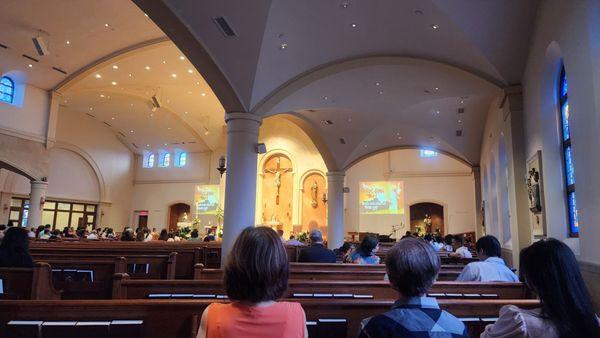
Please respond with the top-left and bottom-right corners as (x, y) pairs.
(349, 235), (380, 265)
(0, 227), (34, 267)
(482, 238), (599, 337)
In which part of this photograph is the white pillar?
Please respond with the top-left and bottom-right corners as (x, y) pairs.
(327, 171), (345, 249)
(27, 180), (48, 228)
(221, 112), (262, 265)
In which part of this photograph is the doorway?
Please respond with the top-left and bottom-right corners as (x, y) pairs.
(409, 202), (444, 235)
(168, 203), (191, 231)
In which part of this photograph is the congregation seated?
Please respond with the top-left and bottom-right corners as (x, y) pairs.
(203, 228), (216, 242)
(482, 238), (600, 338)
(197, 226), (307, 338)
(449, 235), (472, 258)
(456, 235), (518, 282)
(348, 235), (380, 265)
(188, 229), (200, 241)
(27, 227), (36, 239)
(441, 234), (454, 252)
(158, 229), (169, 241)
(0, 227), (34, 268)
(359, 237), (467, 337)
(86, 228), (100, 240)
(298, 230), (336, 263)
(333, 242), (352, 261)
(120, 227), (135, 241)
(285, 234), (304, 246)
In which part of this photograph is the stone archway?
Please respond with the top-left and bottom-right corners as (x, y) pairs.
(409, 202), (444, 235)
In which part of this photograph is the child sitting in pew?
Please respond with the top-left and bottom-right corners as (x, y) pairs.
(197, 226), (307, 338)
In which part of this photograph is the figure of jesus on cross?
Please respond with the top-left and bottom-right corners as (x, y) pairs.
(264, 157), (292, 205)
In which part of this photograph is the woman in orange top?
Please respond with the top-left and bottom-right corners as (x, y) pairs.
(197, 226), (307, 338)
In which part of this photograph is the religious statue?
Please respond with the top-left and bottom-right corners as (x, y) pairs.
(310, 180), (318, 208)
(527, 168), (542, 213)
(181, 212), (188, 222)
(423, 214), (432, 233)
(264, 157), (292, 205)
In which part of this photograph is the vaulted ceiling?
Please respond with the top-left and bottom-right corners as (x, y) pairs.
(1, 0), (540, 168)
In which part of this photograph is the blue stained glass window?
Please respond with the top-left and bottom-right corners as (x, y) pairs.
(164, 153), (171, 167)
(420, 149), (438, 158)
(564, 146), (575, 185)
(559, 65), (578, 236)
(0, 76), (15, 104)
(568, 192), (579, 234)
(561, 101), (570, 141)
(178, 152), (187, 167)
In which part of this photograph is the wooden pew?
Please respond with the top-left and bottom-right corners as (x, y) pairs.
(0, 298), (540, 338)
(112, 274), (528, 300)
(0, 263), (61, 300)
(194, 266), (461, 281)
(5, 319), (143, 338)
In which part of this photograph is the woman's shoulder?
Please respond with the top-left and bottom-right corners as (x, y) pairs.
(482, 305), (555, 338)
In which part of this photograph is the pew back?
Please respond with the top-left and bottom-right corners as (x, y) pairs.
(0, 263), (60, 300)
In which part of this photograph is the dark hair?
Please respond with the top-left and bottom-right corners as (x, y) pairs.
(357, 235), (379, 257)
(190, 229), (199, 238)
(520, 238), (600, 338)
(309, 230), (323, 243)
(475, 235), (501, 257)
(0, 227), (34, 268)
(386, 237), (440, 297)
(444, 234), (453, 245)
(158, 229), (168, 241)
(225, 226), (289, 303)
(434, 236), (444, 243)
(453, 235), (465, 246)
(338, 242), (351, 254)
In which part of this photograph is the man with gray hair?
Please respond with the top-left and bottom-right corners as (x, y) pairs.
(359, 237), (468, 337)
(298, 229), (336, 263)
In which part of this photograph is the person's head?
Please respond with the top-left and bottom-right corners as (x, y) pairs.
(358, 235), (379, 257)
(152, 228), (156, 232)
(207, 228), (213, 235)
(405, 231), (411, 236)
(386, 237), (440, 298)
(158, 229), (169, 241)
(277, 229), (284, 238)
(51, 229), (61, 237)
(289, 234), (296, 240)
(435, 236), (444, 244)
(7, 221), (15, 228)
(338, 242), (352, 254)
(444, 234), (454, 245)
(0, 224), (6, 232)
(44, 224), (51, 229)
(424, 234), (432, 242)
(475, 235), (501, 259)
(452, 235), (465, 249)
(0, 227), (33, 266)
(309, 229), (323, 244)
(520, 239), (600, 337)
(225, 226), (289, 303)
(191, 229), (199, 238)
(36, 225), (45, 235)
(135, 230), (145, 241)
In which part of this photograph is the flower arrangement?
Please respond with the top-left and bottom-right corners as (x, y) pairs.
(297, 231), (309, 243)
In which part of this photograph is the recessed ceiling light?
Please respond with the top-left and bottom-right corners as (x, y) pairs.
(146, 144), (150, 147)
(431, 24), (439, 30)
(28, 64), (33, 68)
(350, 23), (357, 28)
(195, 81), (200, 85)
(65, 40), (71, 45)
(188, 69), (193, 74)
(130, 103), (134, 107)
(111, 117), (115, 120)
(458, 119), (462, 123)
(378, 90), (384, 95)
(280, 43), (288, 50)
(460, 100), (464, 104)
(375, 82), (380, 86)
(435, 110), (440, 115)
(187, 91), (192, 95)
(347, 117), (352, 122)
(179, 55), (185, 60)
(111, 81), (117, 86)
(128, 73), (133, 78)
(100, 94), (105, 98)
(163, 143), (167, 146)
(323, 96), (328, 100)
(340, 2), (349, 9)
(184, 111), (188, 114)
(171, 73), (177, 78)
(398, 136), (403, 140)
(414, 9), (424, 15)
(145, 66), (151, 70)
(112, 65), (118, 70)
(363, 144), (368, 148)
(167, 127), (172, 130)
(95, 74), (102, 79)
(201, 92), (206, 97)
(89, 107), (93, 111)
(162, 60), (167, 64)
(104, 23), (110, 28)
(130, 130), (134, 133)
(434, 87), (439, 91)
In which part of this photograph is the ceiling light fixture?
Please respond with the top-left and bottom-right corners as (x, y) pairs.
(130, 130), (134, 133)
(128, 73), (133, 78)
(187, 91), (192, 95)
(184, 111), (188, 114)
(414, 9), (424, 15)
(95, 74), (102, 79)
(188, 69), (193, 74)
(164, 143), (167, 146)
(179, 55), (185, 60)
(167, 127), (172, 130)
(196, 81), (200, 85)
(100, 94), (105, 98)
(458, 119), (462, 123)
(162, 60), (166, 64)
(340, 2), (349, 9)
(146, 144), (150, 147)
(375, 82), (380, 86)
(89, 107), (93, 111)
(104, 23), (110, 28)
(145, 66), (151, 70)
(434, 87), (439, 91)
(111, 117), (115, 120)
(280, 43), (288, 50)
(28, 64), (33, 68)
(201, 92), (206, 97)
(431, 24), (439, 30)
(111, 81), (117, 86)
(144, 13), (148, 17)
(65, 40), (70, 45)
(112, 65), (118, 70)
(350, 23), (357, 28)
(323, 96), (328, 100)
(378, 90), (384, 95)
(171, 73), (177, 78)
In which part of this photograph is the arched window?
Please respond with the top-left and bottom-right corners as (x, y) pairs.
(0, 76), (15, 104)
(420, 149), (438, 158)
(559, 66), (579, 236)
(175, 152), (187, 167)
(159, 153), (171, 167)
(143, 153), (155, 168)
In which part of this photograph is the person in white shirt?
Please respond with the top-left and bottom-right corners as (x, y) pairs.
(441, 235), (454, 252)
(456, 235), (518, 282)
(450, 235), (472, 258)
(27, 228), (36, 239)
(285, 234), (304, 246)
(86, 230), (99, 240)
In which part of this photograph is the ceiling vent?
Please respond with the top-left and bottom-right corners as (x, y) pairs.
(456, 130), (463, 137)
(132, 143), (138, 149)
(306, 109), (317, 113)
(103, 122), (112, 127)
(0, 42), (7, 49)
(22, 54), (39, 63)
(187, 141), (197, 144)
(118, 132), (126, 138)
(320, 119), (334, 126)
(52, 67), (67, 75)
(458, 108), (465, 114)
(85, 113), (96, 118)
(213, 17), (237, 37)
(339, 138), (346, 144)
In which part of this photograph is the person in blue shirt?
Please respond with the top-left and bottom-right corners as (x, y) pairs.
(456, 235), (518, 282)
(359, 237), (468, 338)
(349, 235), (380, 265)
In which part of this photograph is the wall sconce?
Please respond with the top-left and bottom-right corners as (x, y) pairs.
(322, 192), (328, 204)
(217, 155), (227, 177)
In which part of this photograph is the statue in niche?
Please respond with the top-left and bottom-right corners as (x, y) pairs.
(264, 157), (292, 205)
(527, 168), (542, 213)
(311, 180), (319, 208)
(181, 212), (189, 222)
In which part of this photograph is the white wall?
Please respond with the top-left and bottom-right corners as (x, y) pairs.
(0, 81), (49, 142)
(345, 149), (476, 238)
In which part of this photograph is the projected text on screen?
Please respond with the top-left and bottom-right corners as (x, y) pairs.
(359, 181), (404, 215)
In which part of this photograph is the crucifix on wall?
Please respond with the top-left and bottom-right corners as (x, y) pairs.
(264, 157), (292, 205)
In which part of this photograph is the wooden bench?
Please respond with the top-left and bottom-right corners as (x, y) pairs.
(5, 319), (143, 338)
(0, 263), (61, 300)
(112, 274), (528, 300)
(0, 298), (540, 338)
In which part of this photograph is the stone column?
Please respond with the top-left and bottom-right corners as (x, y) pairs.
(27, 180), (48, 228)
(326, 171), (345, 249)
(221, 112), (262, 265)
(473, 166), (484, 238)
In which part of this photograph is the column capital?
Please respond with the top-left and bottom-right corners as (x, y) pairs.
(326, 171), (345, 178)
(224, 112), (262, 125)
(30, 180), (49, 189)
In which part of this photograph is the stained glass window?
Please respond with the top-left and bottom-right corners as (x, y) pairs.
(175, 152), (187, 167)
(0, 76), (15, 104)
(158, 153), (171, 167)
(420, 149), (438, 158)
(559, 66), (578, 236)
(143, 153), (155, 168)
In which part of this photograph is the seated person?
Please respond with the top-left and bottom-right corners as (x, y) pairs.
(450, 235), (472, 258)
(197, 226), (307, 338)
(482, 238), (600, 338)
(158, 229), (169, 241)
(442, 234), (454, 252)
(456, 235), (518, 282)
(333, 242), (352, 262)
(203, 228), (216, 242)
(349, 236), (380, 265)
(285, 234), (304, 246)
(27, 228), (36, 239)
(0, 227), (34, 267)
(277, 229), (285, 243)
(188, 229), (200, 241)
(298, 230), (336, 263)
(87, 229), (99, 240)
(359, 237), (467, 337)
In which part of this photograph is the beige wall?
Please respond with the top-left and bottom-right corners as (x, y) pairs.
(345, 149), (476, 238)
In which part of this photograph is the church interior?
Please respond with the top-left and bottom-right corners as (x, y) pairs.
(1, 1), (599, 337)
